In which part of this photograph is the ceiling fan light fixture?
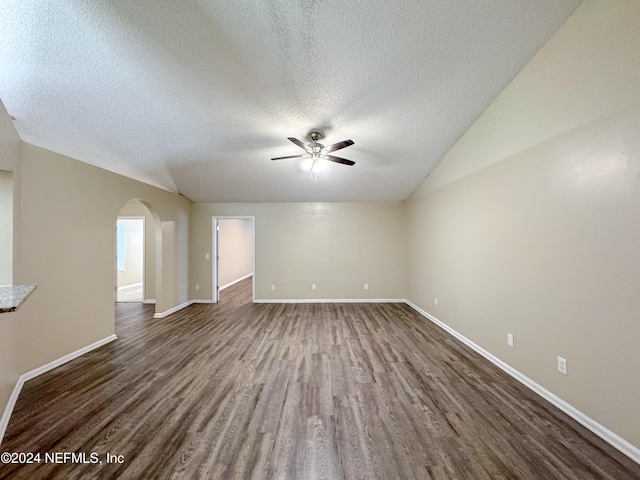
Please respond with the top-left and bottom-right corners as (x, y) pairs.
(271, 131), (356, 167)
(299, 157), (317, 174)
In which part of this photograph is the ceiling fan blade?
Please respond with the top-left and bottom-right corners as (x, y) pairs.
(287, 137), (311, 152)
(324, 155), (355, 166)
(271, 155), (306, 161)
(322, 139), (354, 153)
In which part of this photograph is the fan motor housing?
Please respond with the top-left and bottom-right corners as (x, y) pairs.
(309, 131), (323, 142)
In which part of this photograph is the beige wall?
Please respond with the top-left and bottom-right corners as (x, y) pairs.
(2, 0), (638, 458)
(407, 0), (640, 449)
(119, 200), (157, 300)
(192, 202), (406, 300)
(218, 218), (253, 288)
(0, 100), (22, 432)
(0, 101), (191, 429)
(0, 170), (12, 285)
(16, 140), (191, 319)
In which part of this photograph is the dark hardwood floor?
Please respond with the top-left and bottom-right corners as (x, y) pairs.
(1, 277), (639, 479)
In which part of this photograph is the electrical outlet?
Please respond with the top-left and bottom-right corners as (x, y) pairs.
(205, 253), (210, 259)
(557, 356), (567, 375)
(270, 284), (275, 291)
(435, 298), (438, 306)
(195, 284), (199, 291)
(312, 284), (316, 290)
(507, 333), (514, 347)
(364, 283), (369, 290)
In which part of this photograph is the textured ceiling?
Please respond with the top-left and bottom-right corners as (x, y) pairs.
(0, 1), (581, 202)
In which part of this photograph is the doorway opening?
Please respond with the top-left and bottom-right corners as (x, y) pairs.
(212, 216), (255, 303)
(116, 216), (145, 302)
(114, 198), (162, 333)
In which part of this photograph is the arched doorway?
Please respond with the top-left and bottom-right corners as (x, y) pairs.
(115, 199), (161, 305)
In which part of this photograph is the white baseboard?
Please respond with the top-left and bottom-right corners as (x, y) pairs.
(190, 299), (214, 304)
(254, 298), (405, 304)
(219, 273), (253, 291)
(0, 334), (118, 446)
(153, 300), (193, 318)
(3, 301), (637, 465)
(143, 299), (156, 305)
(404, 300), (640, 465)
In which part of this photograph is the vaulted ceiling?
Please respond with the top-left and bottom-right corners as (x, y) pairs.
(0, 1), (581, 202)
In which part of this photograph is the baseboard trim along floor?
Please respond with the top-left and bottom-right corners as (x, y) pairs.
(404, 300), (640, 465)
(2, 297), (638, 467)
(254, 298), (406, 304)
(153, 300), (194, 318)
(0, 334), (118, 445)
(219, 273), (253, 291)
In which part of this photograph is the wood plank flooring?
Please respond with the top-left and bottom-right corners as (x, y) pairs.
(1, 277), (639, 479)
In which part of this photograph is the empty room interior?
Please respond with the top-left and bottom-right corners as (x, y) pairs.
(1, 1), (639, 478)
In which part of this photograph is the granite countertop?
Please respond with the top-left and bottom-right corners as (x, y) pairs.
(0, 284), (37, 313)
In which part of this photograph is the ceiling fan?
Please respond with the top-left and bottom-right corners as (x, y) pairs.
(271, 131), (355, 168)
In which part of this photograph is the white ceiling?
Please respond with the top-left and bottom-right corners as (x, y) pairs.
(0, 1), (581, 202)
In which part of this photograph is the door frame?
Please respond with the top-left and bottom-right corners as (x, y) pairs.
(212, 216), (255, 303)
